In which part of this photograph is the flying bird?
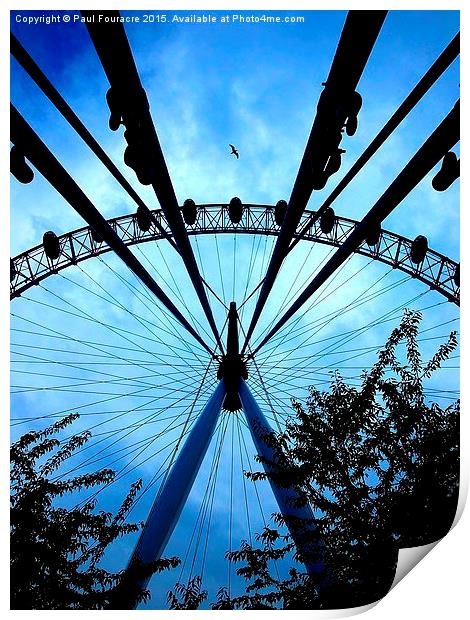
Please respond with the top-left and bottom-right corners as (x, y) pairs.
(229, 144), (239, 159)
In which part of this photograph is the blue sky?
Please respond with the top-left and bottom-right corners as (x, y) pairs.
(10, 9), (460, 609)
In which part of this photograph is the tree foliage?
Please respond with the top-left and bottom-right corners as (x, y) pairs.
(177, 310), (459, 609)
(10, 414), (179, 610)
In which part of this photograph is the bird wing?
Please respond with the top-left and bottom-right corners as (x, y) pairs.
(229, 144), (236, 151)
(235, 151), (239, 159)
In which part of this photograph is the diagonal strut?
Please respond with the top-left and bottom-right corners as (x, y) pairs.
(82, 9), (224, 353)
(251, 100), (460, 355)
(241, 10), (387, 354)
(10, 104), (214, 356)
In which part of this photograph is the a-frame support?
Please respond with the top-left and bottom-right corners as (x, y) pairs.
(223, 304), (327, 580)
(109, 381), (226, 609)
(111, 303), (325, 609)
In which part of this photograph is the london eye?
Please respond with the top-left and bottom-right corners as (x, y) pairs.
(10, 9), (460, 609)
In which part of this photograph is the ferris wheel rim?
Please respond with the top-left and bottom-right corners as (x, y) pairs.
(10, 203), (459, 305)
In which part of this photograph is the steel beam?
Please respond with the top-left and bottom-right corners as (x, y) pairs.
(109, 380), (226, 609)
(82, 10), (224, 353)
(10, 104), (213, 356)
(10, 33), (179, 253)
(242, 11), (387, 353)
(288, 32), (460, 255)
(239, 379), (326, 580)
(252, 100), (460, 355)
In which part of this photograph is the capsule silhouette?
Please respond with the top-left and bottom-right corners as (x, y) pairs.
(124, 144), (153, 186)
(345, 116), (358, 137)
(136, 206), (153, 232)
(312, 170), (328, 191)
(182, 199), (197, 226)
(432, 152), (459, 192)
(324, 148), (345, 177)
(274, 200), (287, 226)
(43, 231), (61, 260)
(123, 126), (153, 185)
(320, 207), (335, 235)
(365, 221), (381, 246)
(453, 264), (460, 288)
(410, 235), (428, 264)
(10, 146), (34, 184)
(228, 197), (243, 224)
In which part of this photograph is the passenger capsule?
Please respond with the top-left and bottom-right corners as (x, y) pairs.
(348, 91), (363, 117)
(453, 264), (460, 288)
(320, 207), (335, 235)
(365, 221), (381, 246)
(312, 170), (328, 191)
(10, 146), (34, 184)
(10, 258), (16, 283)
(182, 199), (197, 226)
(274, 200), (287, 227)
(410, 235), (428, 264)
(90, 227), (103, 244)
(43, 231), (61, 260)
(136, 206), (153, 232)
(228, 197), (243, 224)
(123, 127), (153, 186)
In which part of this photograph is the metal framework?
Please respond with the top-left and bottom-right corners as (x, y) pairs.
(288, 32), (460, 255)
(242, 11), (387, 351)
(11, 204), (460, 306)
(10, 7), (460, 611)
(82, 10), (224, 353)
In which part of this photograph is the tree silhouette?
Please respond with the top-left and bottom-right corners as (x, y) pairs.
(10, 414), (179, 610)
(219, 309), (459, 609)
(205, 309), (459, 609)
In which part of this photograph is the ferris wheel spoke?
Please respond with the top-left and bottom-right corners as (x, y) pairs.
(256, 299), (454, 372)
(101, 249), (216, 356)
(59, 372), (219, 512)
(252, 253), (378, 355)
(25, 284), (207, 378)
(90, 256), (212, 361)
(256, 292), (427, 379)
(11, 324), (205, 365)
(255, 286), (429, 371)
(58, 393), (216, 483)
(255, 267), (404, 368)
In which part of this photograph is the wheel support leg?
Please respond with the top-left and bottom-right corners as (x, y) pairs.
(239, 379), (326, 580)
(110, 380), (226, 609)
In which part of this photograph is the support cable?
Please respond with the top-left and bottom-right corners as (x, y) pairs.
(242, 10), (387, 353)
(252, 101), (460, 355)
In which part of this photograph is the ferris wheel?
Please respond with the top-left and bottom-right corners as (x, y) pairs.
(10, 10), (460, 609)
